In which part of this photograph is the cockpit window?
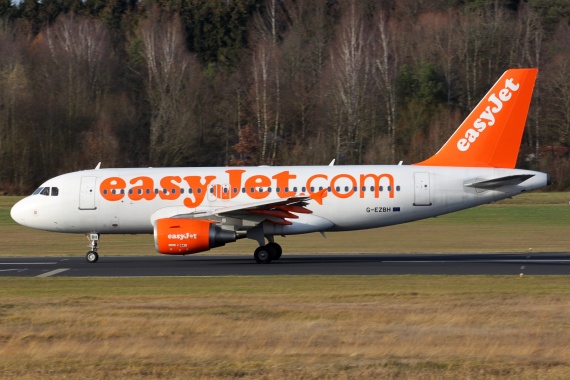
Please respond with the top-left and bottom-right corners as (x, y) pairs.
(32, 186), (59, 196)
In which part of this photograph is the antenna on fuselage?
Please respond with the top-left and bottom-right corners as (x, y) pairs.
(95, 162), (102, 170)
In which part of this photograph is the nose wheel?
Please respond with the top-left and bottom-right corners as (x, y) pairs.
(86, 250), (99, 263)
(85, 233), (99, 263)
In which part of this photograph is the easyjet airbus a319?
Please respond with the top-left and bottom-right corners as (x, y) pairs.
(11, 68), (549, 263)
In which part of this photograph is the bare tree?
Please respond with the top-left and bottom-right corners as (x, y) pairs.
(372, 10), (398, 163)
(44, 13), (111, 118)
(248, 0), (283, 165)
(326, 1), (371, 163)
(139, 9), (203, 166)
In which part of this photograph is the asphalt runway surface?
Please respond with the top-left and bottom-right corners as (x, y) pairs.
(0, 253), (569, 277)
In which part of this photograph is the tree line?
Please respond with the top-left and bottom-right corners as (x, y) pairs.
(1, 0), (570, 194)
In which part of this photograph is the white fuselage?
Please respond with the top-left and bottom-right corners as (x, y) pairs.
(10, 165), (548, 236)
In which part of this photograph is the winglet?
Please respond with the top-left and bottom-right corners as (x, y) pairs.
(415, 68), (538, 168)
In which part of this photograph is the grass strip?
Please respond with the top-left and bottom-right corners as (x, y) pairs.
(1, 276), (569, 379)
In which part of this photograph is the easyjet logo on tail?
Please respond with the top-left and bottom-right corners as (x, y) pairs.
(457, 77), (520, 152)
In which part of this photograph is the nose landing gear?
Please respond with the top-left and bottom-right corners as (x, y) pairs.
(86, 233), (99, 263)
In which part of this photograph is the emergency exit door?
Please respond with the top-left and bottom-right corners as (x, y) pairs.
(413, 172), (431, 206)
(79, 177), (97, 210)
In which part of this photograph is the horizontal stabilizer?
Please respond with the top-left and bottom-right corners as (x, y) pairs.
(464, 174), (534, 190)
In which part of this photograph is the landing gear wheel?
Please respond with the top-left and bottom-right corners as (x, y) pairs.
(86, 251), (99, 263)
(266, 242), (282, 260)
(254, 245), (275, 264)
(85, 233), (100, 264)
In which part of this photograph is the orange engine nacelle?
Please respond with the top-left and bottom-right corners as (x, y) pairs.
(154, 218), (236, 255)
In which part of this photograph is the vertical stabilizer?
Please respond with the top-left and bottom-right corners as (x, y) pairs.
(415, 68), (538, 168)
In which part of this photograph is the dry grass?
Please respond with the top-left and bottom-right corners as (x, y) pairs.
(1, 276), (570, 379)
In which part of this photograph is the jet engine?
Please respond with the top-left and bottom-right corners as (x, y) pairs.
(154, 218), (236, 255)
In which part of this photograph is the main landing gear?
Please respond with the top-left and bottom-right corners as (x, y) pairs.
(254, 242), (282, 264)
(86, 233), (99, 263)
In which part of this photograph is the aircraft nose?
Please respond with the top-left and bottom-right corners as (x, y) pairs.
(10, 197), (35, 227)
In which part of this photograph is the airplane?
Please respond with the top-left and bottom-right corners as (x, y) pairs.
(10, 68), (549, 264)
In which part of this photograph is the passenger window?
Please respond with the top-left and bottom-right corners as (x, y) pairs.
(51, 187), (59, 196)
(40, 187), (50, 196)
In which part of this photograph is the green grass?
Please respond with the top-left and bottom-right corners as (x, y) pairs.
(2, 193), (570, 257)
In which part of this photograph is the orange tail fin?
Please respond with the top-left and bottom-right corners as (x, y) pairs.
(415, 68), (538, 168)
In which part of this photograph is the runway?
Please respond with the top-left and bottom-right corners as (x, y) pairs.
(0, 253), (569, 277)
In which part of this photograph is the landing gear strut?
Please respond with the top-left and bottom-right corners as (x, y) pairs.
(253, 242), (282, 264)
(86, 233), (99, 263)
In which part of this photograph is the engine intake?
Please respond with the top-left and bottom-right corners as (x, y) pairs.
(154, 218), (236, 255)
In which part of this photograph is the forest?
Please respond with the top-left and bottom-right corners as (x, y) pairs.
(1, 0), (569, 194)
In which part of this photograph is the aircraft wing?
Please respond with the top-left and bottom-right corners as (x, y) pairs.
(464, 174), (535, 190)
(168, 189), (328, 226)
